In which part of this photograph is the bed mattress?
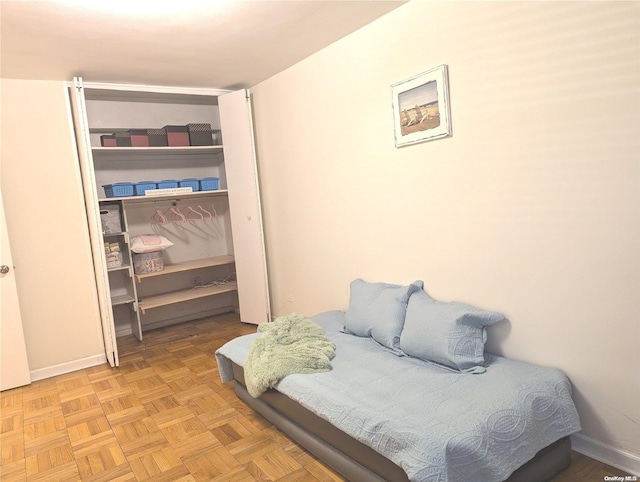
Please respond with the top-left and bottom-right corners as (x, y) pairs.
(216, 310), (581, 482)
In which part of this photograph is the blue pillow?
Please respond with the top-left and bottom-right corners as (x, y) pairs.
(344, 278), (423, 353)
(399, 290), (504, 373)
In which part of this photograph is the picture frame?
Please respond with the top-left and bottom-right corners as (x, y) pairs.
(391, 64), (452, 147)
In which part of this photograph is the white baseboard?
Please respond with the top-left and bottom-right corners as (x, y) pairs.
(572, 433), (640, 476)
(29, 353), (108, 382)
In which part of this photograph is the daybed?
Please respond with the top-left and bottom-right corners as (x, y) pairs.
(216, 280), (581, 482)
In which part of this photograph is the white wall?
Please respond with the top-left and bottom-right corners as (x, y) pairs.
(1, 79), (105, 373)
(251, 0), (640, 468)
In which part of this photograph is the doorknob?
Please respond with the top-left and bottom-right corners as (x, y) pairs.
(0, 265), (10, 274)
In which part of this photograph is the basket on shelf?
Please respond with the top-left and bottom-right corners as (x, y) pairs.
(164, 125), (190, 146)
(103, 183), (134, 198)
(157, 180), (178, 189)
(179, 179), (200, 191)
(100, 134), (117, 147)
(147, 128), (168, 147)
(188, 123), (214, 146)
(129, 129), (149, 147)
(134, 181), (157, 196)
(200, 177), (220, 191)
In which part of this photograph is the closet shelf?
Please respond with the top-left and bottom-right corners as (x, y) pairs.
(89, 126), (220, 134)
(138, 281), (237, 313)
(111, 294), (136, 306)
(92, 145), (223, 157)
(135, 255), (235, 282)
(108, 264), (131, 273)
(98, 189), (228, 203)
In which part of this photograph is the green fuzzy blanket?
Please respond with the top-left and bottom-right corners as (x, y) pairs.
(244, 312), (336, 398)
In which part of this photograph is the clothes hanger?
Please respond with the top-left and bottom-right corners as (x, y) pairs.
(169, 206), (186, 224)
(202, 202), (224, 239)
(197, 204), (213, 219)
(151, 208), (168, 225)
(185, 206), (204, 221)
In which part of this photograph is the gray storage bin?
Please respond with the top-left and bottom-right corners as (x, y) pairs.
(100, 205), (122, 234)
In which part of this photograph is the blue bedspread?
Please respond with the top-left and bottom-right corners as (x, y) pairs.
(216, 310), (581, 482)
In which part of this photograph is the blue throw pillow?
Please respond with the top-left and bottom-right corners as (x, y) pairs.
(399, 290), (504, 373)
(344, 278), (423, 353)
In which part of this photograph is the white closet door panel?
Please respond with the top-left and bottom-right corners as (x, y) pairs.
(0, 188), (31, 391)
(69, 77), (119, 367)
(219, 89), (270, 324)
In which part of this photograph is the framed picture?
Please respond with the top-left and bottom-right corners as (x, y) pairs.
(391, 65), (452, 147)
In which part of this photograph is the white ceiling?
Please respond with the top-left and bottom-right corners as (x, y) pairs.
(0, 0), (406, 89)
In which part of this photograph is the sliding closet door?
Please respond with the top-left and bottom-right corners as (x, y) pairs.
(69, 77), (119, 367)
(219, 89), (271, 324)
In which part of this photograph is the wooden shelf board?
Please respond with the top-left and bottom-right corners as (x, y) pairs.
(138, 281), (237, 313)
(98, 189), (228, 203)
(135, 255), (235, 282)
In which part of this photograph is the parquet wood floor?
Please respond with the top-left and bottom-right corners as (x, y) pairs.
(1, 313), (633, 481)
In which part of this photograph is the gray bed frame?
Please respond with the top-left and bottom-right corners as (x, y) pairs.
(231, 363), (572, 482)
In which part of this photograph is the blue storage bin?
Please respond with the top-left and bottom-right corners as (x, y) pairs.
(134, 181), (157, 196)
(179, 178), (200, 191)
(157, 180), (178, 189)
(103, 183), (134, 198)
(200, 177), (220, 191)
